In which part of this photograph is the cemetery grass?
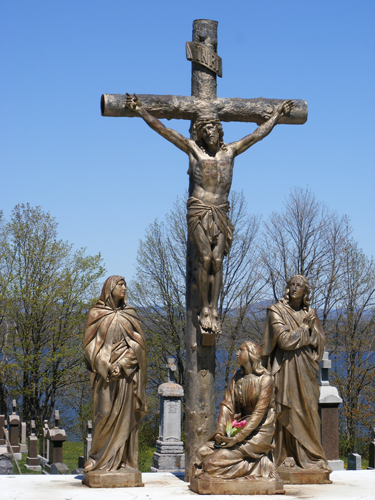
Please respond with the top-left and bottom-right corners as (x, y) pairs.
(15, 440), (155, 474)
(15, 448), (369, 474)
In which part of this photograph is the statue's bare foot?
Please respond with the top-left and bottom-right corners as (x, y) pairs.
(282, 457), (296, 468)
(211, 310), (222, 334)
(199, 307), (212, 331)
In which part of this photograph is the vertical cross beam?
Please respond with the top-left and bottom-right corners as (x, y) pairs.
(185, 19), (218, 480)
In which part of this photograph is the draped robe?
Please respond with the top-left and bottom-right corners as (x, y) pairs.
(195, 369), (276, 479)
(262, 300), (330, 470)
(83, 277), (147, 472)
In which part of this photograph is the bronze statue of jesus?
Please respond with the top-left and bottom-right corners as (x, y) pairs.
(126, 94), (294, 334)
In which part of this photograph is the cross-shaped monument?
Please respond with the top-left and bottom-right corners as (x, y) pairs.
(101, 19), (307, 479)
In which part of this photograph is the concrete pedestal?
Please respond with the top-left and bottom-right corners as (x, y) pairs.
(24, 464), (42, 472)
(190, 474), (284, 495)
(278, 465), (332, 484)
(82, 468), (144, 488)
(151, 439), (185, 472)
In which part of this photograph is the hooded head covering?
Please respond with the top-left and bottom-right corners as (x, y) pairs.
(98, 275), (128, 310)
(83, 276), (147, 416)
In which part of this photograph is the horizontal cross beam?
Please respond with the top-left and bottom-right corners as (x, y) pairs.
(101, 94), (308, 125)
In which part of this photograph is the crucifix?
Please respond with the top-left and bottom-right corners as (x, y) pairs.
(101, 19), (307, 479)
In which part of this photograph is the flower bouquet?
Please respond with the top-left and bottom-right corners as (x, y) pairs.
(214, 418), (247, 448)
(226, 418), (247, 437)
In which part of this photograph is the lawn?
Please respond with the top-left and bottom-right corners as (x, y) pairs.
(13, 442), (369, 474)
(13, 440), (155, 474)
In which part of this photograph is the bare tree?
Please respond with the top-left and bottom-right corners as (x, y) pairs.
(328, 240), (375, 454)
(129, 195), (187, 393)
(262, 186), (350, 326)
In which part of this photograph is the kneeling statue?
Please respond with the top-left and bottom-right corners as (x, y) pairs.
(191, 341), (283, 495)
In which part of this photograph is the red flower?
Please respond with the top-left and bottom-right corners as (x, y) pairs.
(232, 419), (246, 429)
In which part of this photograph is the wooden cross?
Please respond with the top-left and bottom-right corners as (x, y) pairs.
(101, 19), (307, 479)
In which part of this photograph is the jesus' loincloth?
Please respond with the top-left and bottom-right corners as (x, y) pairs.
(187, 197), (234, 255)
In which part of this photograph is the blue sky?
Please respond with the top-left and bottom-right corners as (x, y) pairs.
(1, 0), (374, 281)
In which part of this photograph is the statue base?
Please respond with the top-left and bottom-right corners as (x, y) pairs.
(278, 465), (332, 484)
(189, 474), (284, 495)
(82, 468), (144, 488)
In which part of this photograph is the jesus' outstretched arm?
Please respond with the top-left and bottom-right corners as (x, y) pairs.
(125, 93), (193, 155)
(229, 99), (294, 156)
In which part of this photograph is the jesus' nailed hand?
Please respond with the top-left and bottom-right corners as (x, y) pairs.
(125, 93), (294, 335)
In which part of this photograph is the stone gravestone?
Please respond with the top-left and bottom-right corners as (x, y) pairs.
(42, 420), (49, 459)
(318, 351), (344, 471)
(368, 427), (375, 469)
(8, 400), (21, 460)
(151, 357), (185, 474)
(85, 420), (92, 462)
(0, 415), (7, 455)
(78, 420), (92, 470)
(348, 453), (362, 470)
(25, 420), (41, 471)
(0, 454), (13, 475)
(44, 410), (68, 474)
(101, 20), (307, 478)
(38, 420), (50, 469)
(20, 422), (27, 453)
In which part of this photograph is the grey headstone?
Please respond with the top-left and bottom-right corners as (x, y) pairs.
(0, 454), (13, 475)
(50, 462), (69, 474)
(84, 420), (92, 460)
(348, 452), (362, 470)
(328, 459), (345, 471)
(20, 422), (27, 453)
(71, 467), (84, 475)
(152, 358), (185, 473)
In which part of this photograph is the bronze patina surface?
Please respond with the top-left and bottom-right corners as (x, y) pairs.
(262, 275), (332, 484)
(125, 94), (294, 338)
(82, 468), (144, 488)
(190, 341), (283, 495)
(277, 465), (332, 485)
(190, 475), (284, 495)
(101, 19), (307, 478)
(83, 276), (147, 487)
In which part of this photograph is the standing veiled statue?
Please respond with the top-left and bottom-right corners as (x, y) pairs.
(262, 275), (331, 482)
(190, 341), (283, 495)
(83, 275), (147, 487)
